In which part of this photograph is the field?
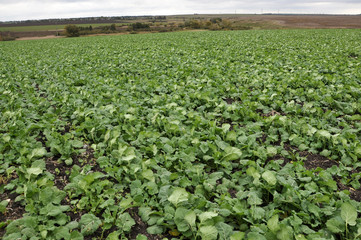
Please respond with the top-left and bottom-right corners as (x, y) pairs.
(1, 14), (361, 40)
(0, 23), (124, 32)
(1, 29), (361, 239)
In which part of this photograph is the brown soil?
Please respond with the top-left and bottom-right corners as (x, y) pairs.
(16, 35), (64, 41)
(258, 109), (285, 117)
(0, 190), (25, 238)
(223, 97), (241, 105)
(232, 14), (361, 29)
(127, 207), (172, 240)
(337, 181), (361, 202)
(299, 151), (339, 170)
(46, 144), (104, 191)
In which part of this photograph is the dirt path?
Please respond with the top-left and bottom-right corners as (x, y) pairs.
(16, 35), (64, 41)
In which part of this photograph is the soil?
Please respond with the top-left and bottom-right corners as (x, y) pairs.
(223, 97), (241, 105)
(259, 109), (284, 117)
(127, 207), (172, 240)
(228, 189), (237, 198)
(232, 14), (361, 29)
(16, 35), (64, 41)
(46, 144), (104, 191)
(299, 151), (339, 170)
(0, 190), (25, 238)
(267, 143), (361, 201)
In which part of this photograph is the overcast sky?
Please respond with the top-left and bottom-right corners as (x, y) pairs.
(0, 0), (360, 21)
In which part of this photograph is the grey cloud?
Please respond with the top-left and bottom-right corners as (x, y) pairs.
(0, 0), (360, 21)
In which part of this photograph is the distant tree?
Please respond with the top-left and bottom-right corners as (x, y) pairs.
(210, 18), (222, 24)
(131, 22), (150, 30)
(110, 24), (116, 31)
(64, 25), (80, 37)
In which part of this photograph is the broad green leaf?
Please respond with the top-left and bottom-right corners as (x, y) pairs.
(247, 191), (262, 205)
(116, 212), (135, 232)
(168, 188), (189, 207)
(277, 225), (293, 240)
(0, 199), (9, 213)
(71, 140), (84, 148)
(266, 146), (277, 156)
(147, 225), (163, 234)
(355, 145), (361, 156)
(317, 130), (331, 139)
(230, 231), (245, 240)
(341, 202), (357, 226)
(262, 171), (277, 186)
(136, 234), (148, 240)
(216, 222), (233, 240)
(199, 225), (218, 240)
(70, 231), (84, 240)
(184, 210), (196, 228)
(29, 147), (47, 159)
(199, 211), (218, 223)
(223, 147), (242, 161)
(326, 216), (345, 233)
(246, 167), (260, 180)
(247, 232), (267, 240)
(226, 131), (237, 142)
(267, 215), (280, 233)
(79, 213), (102, 236)
(175, 207), (190, 232)
(27, 167), (43, 176)
(142, 169), (155, 182)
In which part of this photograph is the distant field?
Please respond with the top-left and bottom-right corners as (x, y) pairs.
(0, 23), (122, 32)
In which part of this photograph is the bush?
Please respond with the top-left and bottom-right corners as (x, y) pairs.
(0, 34), (16, 41)
(131, 22), (150, 31)
(64, 25), (80, 37)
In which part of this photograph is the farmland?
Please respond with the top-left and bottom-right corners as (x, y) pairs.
(0, 29), (361, 239)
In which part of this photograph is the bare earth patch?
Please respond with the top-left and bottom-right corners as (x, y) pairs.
(16, 35), (64, 41)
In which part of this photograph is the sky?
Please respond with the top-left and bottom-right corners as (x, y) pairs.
(0, 0), (360, 21)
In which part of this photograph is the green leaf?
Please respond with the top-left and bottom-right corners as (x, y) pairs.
(267, 215), (280, 233)
(29, 147), (47, 159)
(175, 207), (190, 232)
(71, 140), (84, 148)
(106, 231), (120, 240)
(262, 171), (277, 186)
(168, 188), (189, 207)
(341, 202), (357, 226)
(142, 169), (155, 182)
(27, 167), (43, 176)
(246, 167), (260, 180)
(184, 210), (196, 228)
(70, 231), (84, 240)
(199, 212), (218, 223)
(216, 222), (233, 240)
(266, 146), (277, 156)
(136, 234), (148, 240)
(247, 191), (262, 205)
(79, 213), (102, 236)
(247, 232), (267, 240)
(277, 225), (293, 240)
(317, 130), (331, 139)
(223, 147), (242, 161)
(230, 231), (245, 240)
(326, 216), (345, 233)
(0, 199), (9, 213)
(199, 225), (218, 240)
(226, 131), (237, 142)
(355, 145), (361, 156)
(116, 212), (135, 232)
(147, 225), (163, 234)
